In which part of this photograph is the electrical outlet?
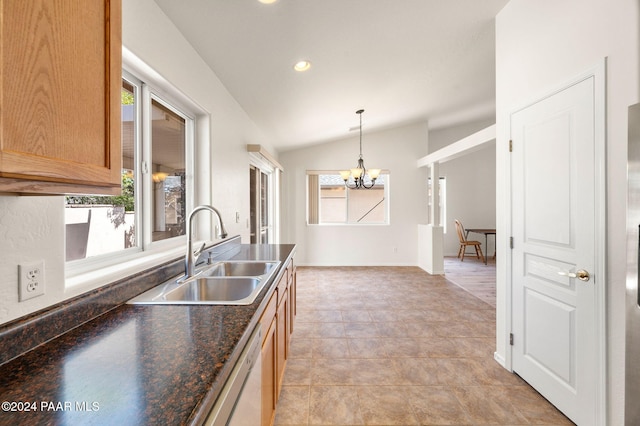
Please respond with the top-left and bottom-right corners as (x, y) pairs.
(19, 260), (45, 301)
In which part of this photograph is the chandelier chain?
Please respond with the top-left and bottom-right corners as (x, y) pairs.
(340, 108), (379, 189)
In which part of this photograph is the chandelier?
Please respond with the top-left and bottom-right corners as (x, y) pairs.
(339, 109), (381, 189)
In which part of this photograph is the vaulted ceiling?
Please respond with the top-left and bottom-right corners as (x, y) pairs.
(153, 0), (509, 151)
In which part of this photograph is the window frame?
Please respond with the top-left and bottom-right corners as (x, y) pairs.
(142, 86), (196, 249)
(427, 176), (446, 233)
(249, 153), (278, 243)
(65, 66), (199, 281)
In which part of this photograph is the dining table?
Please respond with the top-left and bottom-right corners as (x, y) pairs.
(465, 228), (496, 265)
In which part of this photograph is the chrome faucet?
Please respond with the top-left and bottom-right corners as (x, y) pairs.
(184, 205), (228, 280)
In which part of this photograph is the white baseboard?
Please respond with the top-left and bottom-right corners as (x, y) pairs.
(494, 351), (507, 368)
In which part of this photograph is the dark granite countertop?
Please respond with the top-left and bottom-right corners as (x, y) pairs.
(0, 243), (295, 426)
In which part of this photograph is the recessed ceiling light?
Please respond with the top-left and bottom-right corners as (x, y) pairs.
(258, 0), (277, 4)
(293, 60), (311, 72)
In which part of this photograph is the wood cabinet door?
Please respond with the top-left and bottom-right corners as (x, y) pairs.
(0, 0), (122, 194)
(289, 267), (296, 335)
(276, 288), (288, 398)
(261, 317), (276, 426)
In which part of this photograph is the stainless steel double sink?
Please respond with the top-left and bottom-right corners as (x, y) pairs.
(128, 260), (281, 306)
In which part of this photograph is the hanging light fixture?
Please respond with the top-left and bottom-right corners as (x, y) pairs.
(340, 109), (381, 189)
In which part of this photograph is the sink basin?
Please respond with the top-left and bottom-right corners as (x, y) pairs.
(160, 277), (262, 304)
(128, 260), (281, 305)
(202, 261), (279, 277)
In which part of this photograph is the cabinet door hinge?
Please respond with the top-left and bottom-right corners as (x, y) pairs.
(509, 139), (513, 152)
(510, 237), (514, 249)
(510, 333), (514, 346)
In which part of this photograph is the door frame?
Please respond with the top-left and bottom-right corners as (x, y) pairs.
(249, 153), (280, 244)
(502, 59), (607, 424)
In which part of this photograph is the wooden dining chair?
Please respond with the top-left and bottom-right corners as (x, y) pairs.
(454, 219), (485, 263)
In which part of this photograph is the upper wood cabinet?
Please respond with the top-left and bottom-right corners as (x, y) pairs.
(0, 0), (122, 195)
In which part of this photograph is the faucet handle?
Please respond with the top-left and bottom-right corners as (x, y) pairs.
(193, 242), (206, 259)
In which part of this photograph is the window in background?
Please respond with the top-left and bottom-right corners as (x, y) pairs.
(427, 176), (446, 232)
(65, 72), (194, 263)
(65, 78), (138, 261)
(150, 99), (186, 242)
(307, 172), (389, 225)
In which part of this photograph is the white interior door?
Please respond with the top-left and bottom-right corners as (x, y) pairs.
(510, 75), (602, 425)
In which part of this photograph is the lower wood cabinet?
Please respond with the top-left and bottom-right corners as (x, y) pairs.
(289, 266), (297, 335)
(260, 257), (296, 426)
(261, 315), (277, 426)
(276, 287), (288, 396)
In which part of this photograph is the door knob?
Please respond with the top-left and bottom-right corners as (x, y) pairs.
(558, 269), (591, 282)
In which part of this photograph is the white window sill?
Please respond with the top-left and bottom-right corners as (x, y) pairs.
(65, 248), (181, 294)
(65, 241), (211, 295)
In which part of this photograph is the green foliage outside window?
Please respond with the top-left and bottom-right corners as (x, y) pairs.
(66, 172), (135, 211)
(122, 90), (134, 105)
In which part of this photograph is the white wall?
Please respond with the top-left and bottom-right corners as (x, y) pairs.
(495, 0), (639, 423)
(0, 196), (66, 323)
(0, 0), (272, 325)
(428, 118), (496, 256)
(280, 122), (429, 265)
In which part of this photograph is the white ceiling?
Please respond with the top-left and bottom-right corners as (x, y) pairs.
(153, 0), (509, 152)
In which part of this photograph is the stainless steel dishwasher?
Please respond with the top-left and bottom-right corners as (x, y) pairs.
(205, 326), (262, 426)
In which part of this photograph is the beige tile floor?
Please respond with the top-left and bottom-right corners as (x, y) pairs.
(273, 262), (574, 426)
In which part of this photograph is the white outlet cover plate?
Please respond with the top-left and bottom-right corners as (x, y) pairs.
(19, 260), (45, 301)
